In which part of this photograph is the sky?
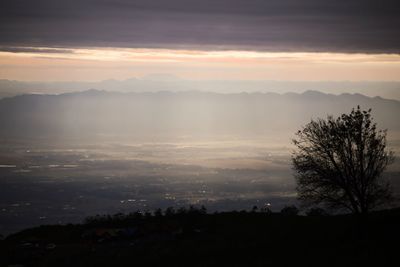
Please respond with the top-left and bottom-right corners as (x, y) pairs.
(1, 0), (400, 81)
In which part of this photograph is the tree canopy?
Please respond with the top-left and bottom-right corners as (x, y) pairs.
(292, 107), (394, 214)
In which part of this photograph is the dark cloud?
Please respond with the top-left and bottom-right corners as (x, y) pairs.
(0, 46), (74, 54)
(0, 0), (399, 53)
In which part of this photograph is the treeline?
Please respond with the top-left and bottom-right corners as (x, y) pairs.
(84, 205), (329, 227)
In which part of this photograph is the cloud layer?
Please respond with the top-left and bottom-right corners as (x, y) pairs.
(1, 0), (399, 53)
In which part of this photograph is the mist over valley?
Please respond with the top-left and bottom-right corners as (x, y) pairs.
(0, 90), (399, 235)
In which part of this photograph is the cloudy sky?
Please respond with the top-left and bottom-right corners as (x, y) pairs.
(1, 0), (399, 81)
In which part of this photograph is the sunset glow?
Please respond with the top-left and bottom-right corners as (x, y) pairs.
(1, 47), (400, 81)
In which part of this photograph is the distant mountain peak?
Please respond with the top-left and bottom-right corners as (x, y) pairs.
(141, 74), (182, 81)
(73, 89), (106, 96)
(302, 90), (332, 97)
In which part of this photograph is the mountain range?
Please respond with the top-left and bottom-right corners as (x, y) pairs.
(1, 78), (400, 100)
(0, 90), (399, 140)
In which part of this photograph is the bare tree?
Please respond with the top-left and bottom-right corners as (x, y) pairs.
(292, 107), (394, 214)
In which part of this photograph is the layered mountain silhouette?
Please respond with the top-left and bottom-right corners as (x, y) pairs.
(1, 79), (400, 100)
(0, 90), (399, 139)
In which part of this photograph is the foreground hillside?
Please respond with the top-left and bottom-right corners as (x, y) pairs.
(1, 208), (399, 267)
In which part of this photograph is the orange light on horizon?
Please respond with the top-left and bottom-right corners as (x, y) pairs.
(1, 47), (400, 81)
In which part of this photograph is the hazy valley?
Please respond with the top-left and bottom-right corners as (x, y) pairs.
(0, 90), (399, 235)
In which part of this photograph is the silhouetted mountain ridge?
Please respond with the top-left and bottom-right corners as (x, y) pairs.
(0, 90), (398, 139)
(1, 79), (400, 100)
